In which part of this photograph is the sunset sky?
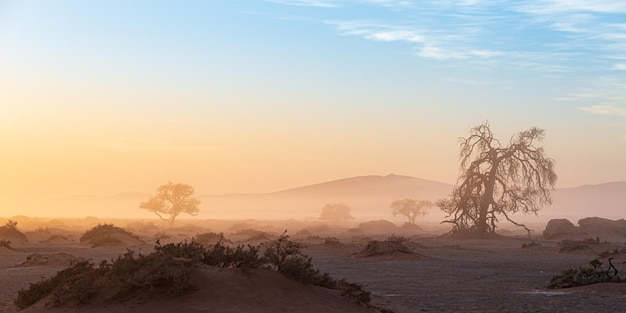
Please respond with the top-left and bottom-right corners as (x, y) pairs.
(1, 1), (626, 216)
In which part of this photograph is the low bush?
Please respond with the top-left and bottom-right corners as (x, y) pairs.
(0, 239), (13, 250)
(386, 234), (409, 243)
(0, 220), (28, 243)
(599, 248), (626, 258)
(548, 258), (622, 288)
(16, 232), (391, 312)
(195, 232), (231, 245)
(521, 242), (541, 248)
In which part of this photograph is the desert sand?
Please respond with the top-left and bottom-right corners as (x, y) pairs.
(1, 220), (626, 313)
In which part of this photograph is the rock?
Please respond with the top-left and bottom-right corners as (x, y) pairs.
(578, 217), (626, 242)
(542, 219), (586, 240)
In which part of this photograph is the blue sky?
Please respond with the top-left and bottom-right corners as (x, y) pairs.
(1, 0), (625, 204)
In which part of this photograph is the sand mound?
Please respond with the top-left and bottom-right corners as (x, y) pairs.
(564, 282), (626, 296)
(0, 246), (17, 255)
(358, 240), (425, 260)
(400, 223), (423, 233)
(357, 220), (398, 234)
(195, 232), (231, 245)
(13, 253), (85, 267)
(40, 234), (74, 244)
(0, 227), (28, 244)
(80, 224), (144, 247)
(22, 267), (375, 313)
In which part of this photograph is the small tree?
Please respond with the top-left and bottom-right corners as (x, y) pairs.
(438, 122), (557, 236)
(140, 182), (200, 227)
(319, 203), (353, 223)
(391, 199), (431, 224)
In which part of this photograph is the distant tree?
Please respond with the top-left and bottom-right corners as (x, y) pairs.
(140, 182), (200, 227)
(319, 203), (353, 223)
(438, 122), (557, 236)
(390, 199), (432, 224)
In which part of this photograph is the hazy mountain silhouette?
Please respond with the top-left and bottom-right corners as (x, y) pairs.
(199, 174), (454, 220)
(48, 175), (626, 222)
(545, 182), (626, 221)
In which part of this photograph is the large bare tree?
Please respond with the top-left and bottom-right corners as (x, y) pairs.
(140, 182), (200, 227)
(438, 122), (557, 235)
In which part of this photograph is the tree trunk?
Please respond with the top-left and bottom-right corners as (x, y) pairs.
(478, 162), (498, 233)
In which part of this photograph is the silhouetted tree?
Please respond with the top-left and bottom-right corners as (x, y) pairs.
(391, 198), (431, 224)
(140, 182), (200, 227)
(438, 122), (557, 236)
(319, 203), (353, 223)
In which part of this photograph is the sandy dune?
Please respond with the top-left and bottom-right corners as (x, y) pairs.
(2, 226), (626, 313)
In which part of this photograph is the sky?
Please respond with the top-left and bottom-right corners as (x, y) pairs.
(1, 0), (626, 216)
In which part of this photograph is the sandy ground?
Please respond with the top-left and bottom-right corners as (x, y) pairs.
(2, 232), (626, 313)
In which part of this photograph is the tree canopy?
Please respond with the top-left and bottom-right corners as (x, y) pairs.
(390, 198), (431, 224)
(438, 122), (557, 236)
(140, 182), (200, 226)
(319, 203), (353, 223)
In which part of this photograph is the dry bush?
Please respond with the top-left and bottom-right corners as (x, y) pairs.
(195, 232), (231, 245)
(15, 233), (393, 312)
(0, 220), (28, 244)
(558, 238), (601, 253)
(360, 240), (413, 257)
(521, 242), (542, 249)
(548, 258), (623, 288)
(599, 248), (626, 258)
(0, 239), (14, 250)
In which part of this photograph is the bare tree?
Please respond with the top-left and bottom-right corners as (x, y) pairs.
(390, 198), (431, 224)
(438, 122), (557, 236)
(140, 182), (200, 227)
(319, 203), (353, 223)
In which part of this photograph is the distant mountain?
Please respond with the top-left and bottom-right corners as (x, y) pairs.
(271, 174), (451, 198)
(198, 174), (454, 220)
(32, 176), (626, 222)
(544, 181), (626, 222)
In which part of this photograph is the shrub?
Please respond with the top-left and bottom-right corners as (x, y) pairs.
(386, 234), (409, 243)
(548, 258), (622, 288)
(558, 238), (604, 253)
(195, 232), (231, 245)
(264, 232), (304, 272)
(323, 237), (341, 245)
(0, 220), (28, 243)
(0, 239), (13, 250)
(521, 242), (541, 248)
(14, 260), (98, 309)
(15, 232), (390, 312)
(599, 248), (626, 258)
(14, 245), (197, 309)
(337, 279), (371, 304)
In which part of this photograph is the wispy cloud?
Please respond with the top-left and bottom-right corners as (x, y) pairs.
(268, 0), (339, 7)
(417, 46), (500, 60)
(329, 20), (501, 60)
(331, 21), (424, 43)
(614, 64), (626, 71)
(269, 0), (626, 107)
(580, 104), (626, 117)
(517, 1), (626, 14)
(360, 0), (413, 8)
